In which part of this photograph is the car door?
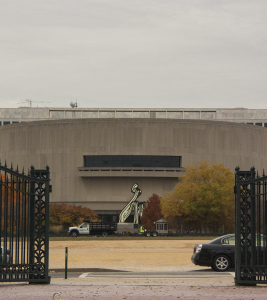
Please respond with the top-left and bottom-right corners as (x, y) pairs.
(221, 236), (235, 266)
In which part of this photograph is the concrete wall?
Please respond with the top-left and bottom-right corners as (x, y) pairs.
(1, 107), (267, 124)
(0, 118), (267, 212)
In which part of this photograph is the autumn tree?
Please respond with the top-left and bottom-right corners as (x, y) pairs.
(160, 161), (235, 233)
(0, 173), (31, 234)
(49, 203), (100, 229)
(141, 194), (163, 230)
(0, 173), (20, 231)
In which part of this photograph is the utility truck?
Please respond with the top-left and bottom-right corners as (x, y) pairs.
(68, 221), (117, 237)
(68, 183), (159, 237)
(68, 220), (158, 237)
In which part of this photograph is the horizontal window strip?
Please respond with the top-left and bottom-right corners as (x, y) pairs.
(83, 155), (181, 168)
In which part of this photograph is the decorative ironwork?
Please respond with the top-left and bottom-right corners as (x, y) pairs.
(0, 162), (50, 283)
(235, 167), (267, 285)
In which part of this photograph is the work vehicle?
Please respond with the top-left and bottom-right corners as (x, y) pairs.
(68, 221), (117, 237)
(142, 230), (158, 237)
(0, 246), (11, 263)
(68, 183), (158, 237)
(68, 221), (158, 237)
(191, 234), (235, 271)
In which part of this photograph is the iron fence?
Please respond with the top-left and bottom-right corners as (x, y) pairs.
(0, 162), (50, 283)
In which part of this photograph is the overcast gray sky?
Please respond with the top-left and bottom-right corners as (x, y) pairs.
(1, 0), (267, 109)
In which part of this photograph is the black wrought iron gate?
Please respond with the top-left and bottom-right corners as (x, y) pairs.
(0, 162), (50, 284)
(235, 167), (267, 286)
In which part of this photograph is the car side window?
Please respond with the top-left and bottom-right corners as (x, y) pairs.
(222, 238), (229, 244)
(222, 236), (235, 245)
(229, 236), (235, 245)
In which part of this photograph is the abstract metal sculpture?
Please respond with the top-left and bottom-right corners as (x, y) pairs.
(119, 183), (145, 224)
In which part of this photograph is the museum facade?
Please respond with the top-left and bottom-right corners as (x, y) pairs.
(0, 116), (266, 221)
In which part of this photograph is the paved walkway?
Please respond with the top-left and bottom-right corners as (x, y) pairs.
(1, 269), (267, 299)
(50, 268), (235, 286)
(0, 268), (267, 300)
(0, 279), (267, 299)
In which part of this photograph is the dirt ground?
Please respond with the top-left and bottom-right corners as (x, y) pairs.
(49, 239), (210, 271)
(4, 239), (267, 299)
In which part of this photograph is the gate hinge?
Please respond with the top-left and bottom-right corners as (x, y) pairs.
(49, 185), (52, 193)
(234, 185), (237, 194)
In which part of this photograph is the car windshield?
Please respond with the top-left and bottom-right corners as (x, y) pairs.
(242, 234), (267, 246)
(207, 234), (267, 246)
(206, 236), (223, 244)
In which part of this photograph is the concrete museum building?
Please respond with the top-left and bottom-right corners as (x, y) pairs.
(0, 107), (267, 221)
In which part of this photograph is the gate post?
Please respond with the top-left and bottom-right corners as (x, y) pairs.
(29, 166), (36, 281)
(29, 166), (51, 284)
(235, 167), (241, 286)
(44, 166), (50, 282)
(250, 168), (256, 270)
(235, 166), (267, 286)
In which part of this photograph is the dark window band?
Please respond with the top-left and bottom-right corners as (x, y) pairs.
(84, 155), (181, 168)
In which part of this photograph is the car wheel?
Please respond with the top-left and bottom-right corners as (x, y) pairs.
(145, 231), (151, 237)
(71, 231), (78, 237)
(212, 254), (231, 272)
(102, 231), (108, 237)
(152, 231), (158, 237)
